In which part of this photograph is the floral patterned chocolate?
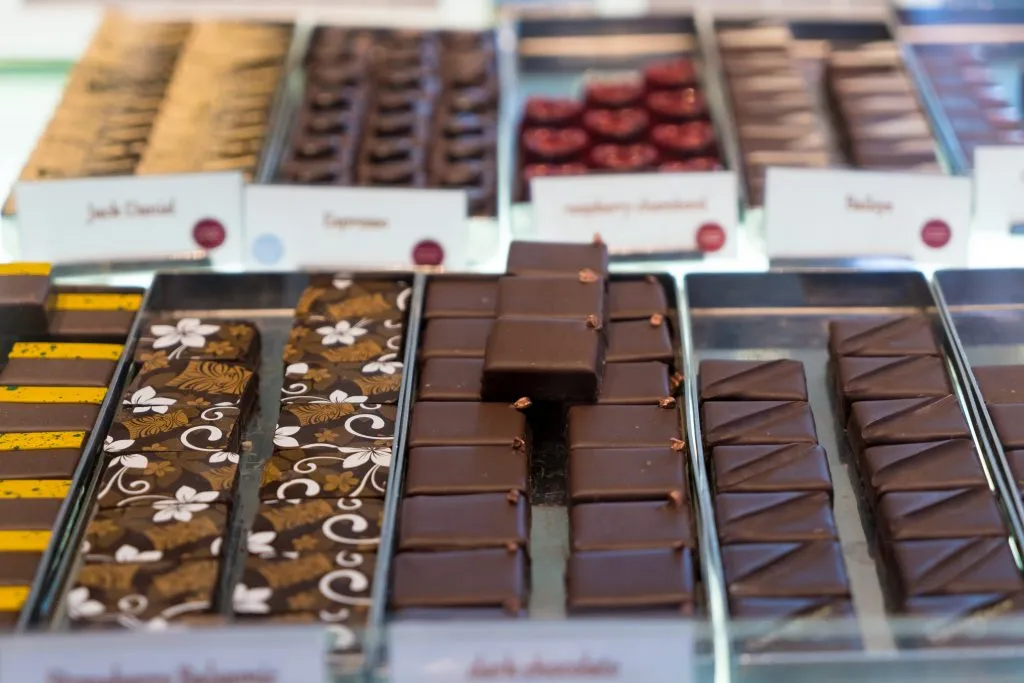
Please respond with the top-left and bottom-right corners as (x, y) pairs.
(281, 361), (402, 405)
(97, 449), (239, 509)
(248, 498), (383, 558)
(136, 318), (260, 367)
(295, 276), (411, 323)
(67, 559), (218, 630)
(82, 503), (229, 563)
(125, 358), (256, 410)
(105, 402), (244, 454)
(283, 319), (403, 369)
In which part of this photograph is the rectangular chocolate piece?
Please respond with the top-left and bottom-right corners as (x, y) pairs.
(294, 278), (410, 323)
(606, 319), (674, 363)
(0, 551), (43, 584)
(568, 405), (682, 449)
(47, 287), (142, 342)
(598, 362), (674, 405)
(495, 276), (604, 322)
(282, 359), (403, 405)
(569, 447), (685, 502)
(108, 402), (243, 454)
(0, 498), (64, 530)
(973, 365), (1024, 404)
(390, 548), (526, 612)
(408, 402), (528, 448)
(482, 318), (604, 402)
(285, 318), (402, 368)
(0, 342), (123, 387)
(405, 446), (527, 495)
(828, 315), (940, 357)
(236, 552), (375, 618)
(425, 278), (498, 318)
(0, 263), (53, 335)
(126, 358), (256, 409)
(571, 499), (693, 551)
(418, 358), (483, 401)
(990, 404), (1024, 449)
(609, 279), (668, 321)
(716, 492), (837, 543)
(97, 449), (238, 509)
(506, 241), (608, 277)
(836, 355), (950, 407)
(248, 498), (382, 557)
(722, 541), (851, 598)
(0, 386), (105, 433)
(876, 488), (1005, 542)
(420, 318), (494, 359)
(861, 440), (985, 498)
(136, 317), (260, 368)
(0, 431), (84, 479)
(699, 359), (807, 401)
(848, 396), (969, 447)
(399, 492), (528, 551)
(901, 594), (1024, 647)
(568, 548), (694, 612)
(890, 538), (1024, 600)
(83, 503), (228, 563)
(731, 598), (861, 653)
(712, 444), (832, 493)
(702, 401), (817, 447)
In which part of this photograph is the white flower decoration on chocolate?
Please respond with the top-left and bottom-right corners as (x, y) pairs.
(114, 545), (163, 563)
(104, 436), (135, 453)
(332, 277), (353, 290)
(209, 451), (239, 464)
(233, 584), (272, 614)
(285, 362), (309, 377)
(150, 318), (220, 359)
(362, 353), (402, 375)
(247, 531), (277, 556)
(312, 390), (368, 406)
(340, 445), (392, 470)
(108, 453), (148, 470)
(316, 319), (367, 346)
(274, 425), (300, 448)
(396, 285), (411, 312)
(125, 386), (177, 414)
(66, 587), (104, 619)
(151, 486), (219, 523)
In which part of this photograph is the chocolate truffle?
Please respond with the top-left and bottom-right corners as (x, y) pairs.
(407, 402), (528, 448)
(399, 492), (528, 551)
(424, 278), (498, 318)
(571, 499), (693, 551)
(606, 319), (674, 363)
(404, 446), (528, 495)
(569, 447), (686, 502)
(716, 492), (837, 543)
(722, 541), (851, 598)
(568, 548), (694, 612)
(390, 548), (526, 612)
(713, 444), (832, 493)
(828, 315), (940, 357)
(702, 401), (818, 447)
(699, 359), (808, 402)
(568, 405), (682, 449)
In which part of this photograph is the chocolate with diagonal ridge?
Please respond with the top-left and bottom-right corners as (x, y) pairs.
(861, 440), (985, 501)
(702, 401), (818, 447)
(712, 444), (832, 493)
(836, 355), (950, 408)
(890, 538), (1023, 601)
(731, 597), (861, 652)
(877, 488), (1005, 542)
(722, 541), (850, 599)
(828, 315), (940, 357)
(902, 593), (1024, 647)
(699, 359), (808, 402)
(716, 492), (837, 543)
(848, 395), (969, 447)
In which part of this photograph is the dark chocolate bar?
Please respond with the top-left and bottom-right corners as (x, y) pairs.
(699, 359), (807, 402)
(567, 548), (694, 613)
(571, 499), (693, 551)
(716, 492), (837, 543)
(398, 492), (528, 551)
(712, 444), (832, 493)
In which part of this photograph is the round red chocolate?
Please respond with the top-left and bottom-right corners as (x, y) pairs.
(646, 88), (707, 122)
(651, 122), (716, 156)
(659, 157), (721, 172)
(644, 58), (698, 90)
(583, 108), (650, 143)
(589, 143), (659, 171)
(524, 97), (584, 126)
(584, 81), (643, 109)
(522, 127), (590, 162)
(522, 162), (589, 182)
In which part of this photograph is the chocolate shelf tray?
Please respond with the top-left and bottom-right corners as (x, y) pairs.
(683, 270), (1024, 681)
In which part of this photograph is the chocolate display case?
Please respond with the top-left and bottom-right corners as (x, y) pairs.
(683, 271), (1024, 681)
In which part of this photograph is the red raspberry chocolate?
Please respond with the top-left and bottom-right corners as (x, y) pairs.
(523, 162), (589, 184)
(659, 157), (722, 172)
(589, 143), (659, 172)
(644, 58), (698, 91)
(584, 81), (644, 109)
(583, 108), (650, 143)
(651, 122), (716, 158)
(522, 128), (590, 163)
(646, 88), (708, 122)
(524, 97), (584, 127)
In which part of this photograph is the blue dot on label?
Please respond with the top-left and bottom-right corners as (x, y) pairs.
(253, 234), (284, 265)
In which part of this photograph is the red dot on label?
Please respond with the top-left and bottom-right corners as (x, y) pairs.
(413, 240), (445, 266)
(696, 223), (726, 253)
(192, 219), (227, 249)
(920, 219), (952, 249)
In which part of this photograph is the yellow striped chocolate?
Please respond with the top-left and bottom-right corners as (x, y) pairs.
(0, 387), (106, 404)
(0, 586), (29, 611)
(55, 293), (142, 312)
(0, 432), (84, 451)
(0, 530), (50, 551)
(0, 263), (50, 276)
(9, 342), (124, 361)
(0, 480), (71, 498)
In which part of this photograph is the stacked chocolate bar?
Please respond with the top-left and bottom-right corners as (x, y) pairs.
(66, 316), (260, 629)
(717, 25), (831, 206)
(3, 14), (189, 215)
(0, 265), (142, 628)
(279, 28), (498, 216)
(977, 365), (1024, 490)
(701, 358), (853, 646)
(47, 286), (144, 343)
(825, 45), (940, 172)
(517, 57), (722, 201)
(831, 315), (1024, 644)
(137, 22), (291, 180)
(240, 277), (409, 651)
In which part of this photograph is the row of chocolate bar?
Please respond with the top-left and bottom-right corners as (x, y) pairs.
(277, 28), (499, 216)
(0, 264), (143, 627)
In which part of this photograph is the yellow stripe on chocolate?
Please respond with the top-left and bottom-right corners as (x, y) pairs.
(0, 387), (106, 404)
(0, 530), (50, 551)
(0, 262), (50, 277)
(0, 587), (29, 611)
(55, 293), (142, 312)
(0, 480), (71, 498)
(0, 432), (85, 451)
(9, 342), (124, 361)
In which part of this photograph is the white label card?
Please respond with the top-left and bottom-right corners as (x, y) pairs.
(973, 146), (1024, 236)
(15, 172), (244, 266)
(763, 167), (972, 265)
(244, 185), (468, 269)
(530, 172), (739, 257)
(390, 620), (694, 683)
(0, 625), (327, 683)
